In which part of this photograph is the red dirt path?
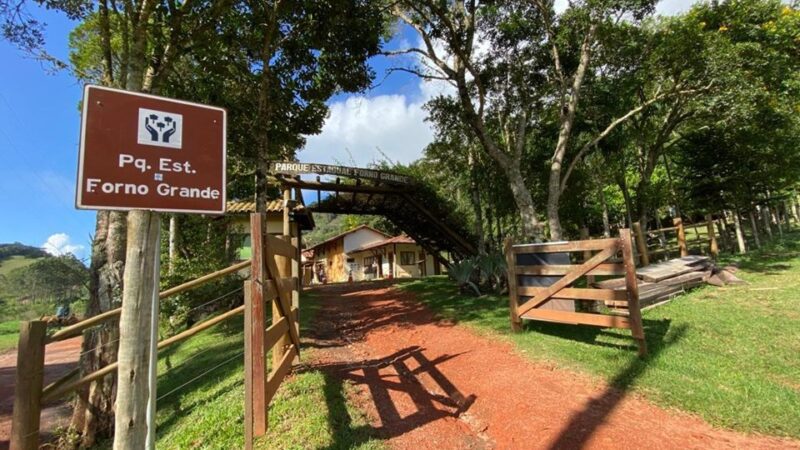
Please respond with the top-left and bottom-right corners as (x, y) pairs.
(0, 336), (81, 450)
(306, 283), (799, 450)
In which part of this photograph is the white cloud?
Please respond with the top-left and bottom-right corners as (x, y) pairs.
(656, 0), (693, 16)
(42, 233), (85, 257)
(300, 91), (436, 167)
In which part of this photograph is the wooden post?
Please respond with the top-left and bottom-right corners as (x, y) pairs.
(618, 229), (647, 357)
(733, 211), (747, 254)
(632, 222), (649, 266)
(291, 236), (300, 365)
(10, 321), (47, 450)
(579, 228), (595, 312)
(245, 213), (267, 441)
(674, 217), (688, 257)
(503, 238), (522, 332)
(706, 214), (719, 259)
(114, 210), (160, 450)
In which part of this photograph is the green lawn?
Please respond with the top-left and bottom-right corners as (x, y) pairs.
(150, 291), (383, 450)
(400, 233), (800, 439)
(0, 320), (20, 353)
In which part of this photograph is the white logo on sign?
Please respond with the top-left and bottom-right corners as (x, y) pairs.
(137, 108), (182, 149)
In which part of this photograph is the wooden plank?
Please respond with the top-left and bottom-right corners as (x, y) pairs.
(158, 305), (244, 351)
(517, 286), (628, 301)
(620, 228), (647, 356)
(512, 238), (619, 254)
(504, 238), (522, 332)
(265, 315), (289, 350)
(521, 309), (630, 328)
(636, 261), (699, 282)
(40, 367), (79, 401)
(516, 244), (618, 317)
(515, 263), (626, 276)
(265, 233), (297, 260)
(678, 255), (710, 265)
(266, 235), (300, 358)
(265, 344), (298, 406)
(10, 321), (46, 450)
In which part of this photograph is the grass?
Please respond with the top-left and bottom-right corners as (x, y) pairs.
(0, 255), (40, 276)
(150, 290), (384, 450)
(400, 232), (800, 439)
(0, 320), (20, 353)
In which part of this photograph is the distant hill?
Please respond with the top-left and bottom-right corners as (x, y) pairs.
(0, 243), (49, 277)
(0, 243), (48, 262)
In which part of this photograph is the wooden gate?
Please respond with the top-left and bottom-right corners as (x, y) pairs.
(505, 229), (647, 356)
(244, 212), (301, 449)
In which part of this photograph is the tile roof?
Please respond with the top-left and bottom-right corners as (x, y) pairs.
(226, 199), (306, 213)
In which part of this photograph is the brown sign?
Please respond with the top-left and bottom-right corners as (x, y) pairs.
(76, 85), (227, 214)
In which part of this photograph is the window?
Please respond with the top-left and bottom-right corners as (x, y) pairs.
(400, 251), (415, 265)
(364, 256), (375, 266)
(346, 258), (355, 263)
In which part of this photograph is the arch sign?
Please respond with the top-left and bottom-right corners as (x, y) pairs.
(76, 85), (227, 214)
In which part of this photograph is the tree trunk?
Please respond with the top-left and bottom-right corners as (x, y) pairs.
(733, 211), (746, 254)
(761, 205), (773, 240)
(599, 186), (611, 238)
(507, 164), (542, 240)
(168, 215), (178, 274)
(546, 173), (563, 240)
(773, 206), (784, 238)
(619, 178), (635, 229)
(113, 210), (160, 450)
(748, 210), (761, 249)
(70, 210), (126, 447)
(468, 151), (485, 254)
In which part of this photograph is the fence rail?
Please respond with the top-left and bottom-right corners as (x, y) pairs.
(10, 210), (301, 450)
(505, 228), (647, 356)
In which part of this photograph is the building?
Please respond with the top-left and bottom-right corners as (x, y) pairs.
(226, 199), (314, 260)
(304, 225), (443, 284)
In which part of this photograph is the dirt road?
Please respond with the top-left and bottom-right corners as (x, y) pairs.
(0, 336), (81, 449)
(306, 284), (798, 450)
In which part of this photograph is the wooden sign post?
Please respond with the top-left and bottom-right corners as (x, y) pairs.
(76, 85), (226, 450)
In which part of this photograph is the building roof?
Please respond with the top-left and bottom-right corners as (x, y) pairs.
(306, 224), (392, 252)
(226, 199), (306, 213)
(349, 234), (416, 253)
(226, 199), (314, 230)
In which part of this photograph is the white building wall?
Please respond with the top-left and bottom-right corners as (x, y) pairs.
(342, 229), (388, 254)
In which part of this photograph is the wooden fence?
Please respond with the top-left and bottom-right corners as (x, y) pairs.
(632, 216), (719, 266)
(10, 212), (300, 450)
(243, 212), (300, 449)
(505, 229), (647, 356)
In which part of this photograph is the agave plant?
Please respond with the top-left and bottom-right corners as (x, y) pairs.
(447, 257), (481, 295)
(474, 253), (508, 293)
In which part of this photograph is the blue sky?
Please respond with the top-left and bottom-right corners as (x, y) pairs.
(0, 1), (692, 259)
